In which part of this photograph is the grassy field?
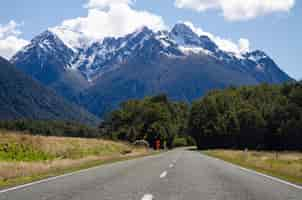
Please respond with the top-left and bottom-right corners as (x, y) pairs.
(204, 150), (302, 185)
(0, 129), (151, 188)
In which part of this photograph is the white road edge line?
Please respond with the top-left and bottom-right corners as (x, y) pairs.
(141, 194), (153, 200)
(160, 171), (168, 178)
(0, 164), (102, 194)
(0, 153), (165, 194)
(203, 154), (302, 190)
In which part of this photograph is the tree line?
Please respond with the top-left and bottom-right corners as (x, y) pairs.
(1, 82), (301, 150)
(188, 82), (302, 150)
(0, 120), (101, 138)
(99, 94), (194, 148)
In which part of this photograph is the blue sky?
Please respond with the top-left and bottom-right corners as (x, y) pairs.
(0, 0), (301, 79)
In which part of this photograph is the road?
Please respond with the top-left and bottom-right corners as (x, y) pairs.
(1, 148), (302, 200)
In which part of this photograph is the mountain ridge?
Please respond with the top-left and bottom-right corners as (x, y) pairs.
(0, 56), (99, 124)
(12, 23), (292, 84)
(11, 23), (293, 117)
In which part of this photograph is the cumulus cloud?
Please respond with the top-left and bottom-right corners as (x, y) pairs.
(0, 0), (253, 58)
(175, 0), (295, 21)
(52, 0), (166, 47)
(85, 0), (134, 9)
(183, 21), (250, 54)
(238, 38), (250, 53)
(0, 21), (29, 59)
(50, 0), (252, 54)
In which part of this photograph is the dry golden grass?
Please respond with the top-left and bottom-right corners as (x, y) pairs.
(0, 130), (133, 158)
(205, 150), (302, 185)
(0, 130), (149, 184)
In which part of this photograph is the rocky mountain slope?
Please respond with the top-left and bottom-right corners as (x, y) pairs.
(0, 56), (98, 124)
(11, 23), (293, 117)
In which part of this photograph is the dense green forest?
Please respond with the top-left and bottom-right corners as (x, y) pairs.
(0, 95), (193, 148)
(189, 82), (302, 150)
(0, 120), (100, 138)
(99, 94), (194, 148)
(1, 82), (301, 150)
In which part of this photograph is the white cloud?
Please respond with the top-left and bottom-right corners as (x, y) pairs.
(175, 0), (220, 12)
(0, 21), (21, 38)
(175, 0), (295, 21)
(0, 1), (253, 59)
(52, 0), (166, 47)
(238, 38), (250, 53)
(50, 0), (252, 54)
(0, 21), (29, 59)
(85, 0), (134, 9)
(183, 21), (250, 54)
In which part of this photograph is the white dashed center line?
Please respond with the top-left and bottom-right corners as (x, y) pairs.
(160, 171), (168, 178)
(169, 164), (174, 168)
(141, 194), (153, 200)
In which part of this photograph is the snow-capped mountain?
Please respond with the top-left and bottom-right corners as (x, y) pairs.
(11, 23), (288, 84)
(11, 23), (293, 117)
(11, 30), (75, 70)
(11, 30), (90, 101)
(169, 23), (218, 52)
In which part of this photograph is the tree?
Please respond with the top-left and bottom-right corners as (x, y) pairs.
(99, 94), (190, 149)
(188, 82), (302, 150)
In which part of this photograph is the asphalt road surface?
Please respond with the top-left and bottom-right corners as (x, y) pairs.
(1, 148), (302, 200)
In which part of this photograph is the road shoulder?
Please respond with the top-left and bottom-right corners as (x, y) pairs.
(0, 151), (160, 191)
(203, 150), (302, 187)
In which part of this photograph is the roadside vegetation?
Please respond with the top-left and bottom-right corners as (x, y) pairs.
(205, 150), (302, 185)
(1, 81), (301, 187)
(99, 94), (195, 149)
(187, 81), (302, 184)
(188, 82), (302, 150)
(99, 82), (302, 151)
(0, 129), (149, 188)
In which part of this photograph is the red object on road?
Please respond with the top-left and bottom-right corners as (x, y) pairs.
(155, 140), (160, 150)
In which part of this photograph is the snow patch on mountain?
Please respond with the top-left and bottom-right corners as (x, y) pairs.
(245, 50), (268, 62)
(50, 27), (93, 51)
(179, 46), (212, 56)
(12, 23), (278, 83)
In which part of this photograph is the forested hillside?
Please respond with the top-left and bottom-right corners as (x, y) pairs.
(0, 120), (100, 138)
(188, 82), (302, 150)
(0, 57), (98, 125)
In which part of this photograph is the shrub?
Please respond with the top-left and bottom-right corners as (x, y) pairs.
(173, 137), (188, 147)
(0, 143), (53, 161)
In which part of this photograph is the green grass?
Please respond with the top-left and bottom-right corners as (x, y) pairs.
(0, 143), (54, 161)
(0, 130), (134, 161)
(204, 150), (302, 185)
(0, 152), (158, 189)
(0, 130), (156, 189)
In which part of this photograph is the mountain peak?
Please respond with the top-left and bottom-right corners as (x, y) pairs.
(20, 29), (73, 56)
(136, 26), (153, 33)
(171, 23), (196, 36)
(10, 30), (64, 63)
(31, 30), (60, 44)
(129, 26), (154, 39)
(170, 23), (205, 47)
